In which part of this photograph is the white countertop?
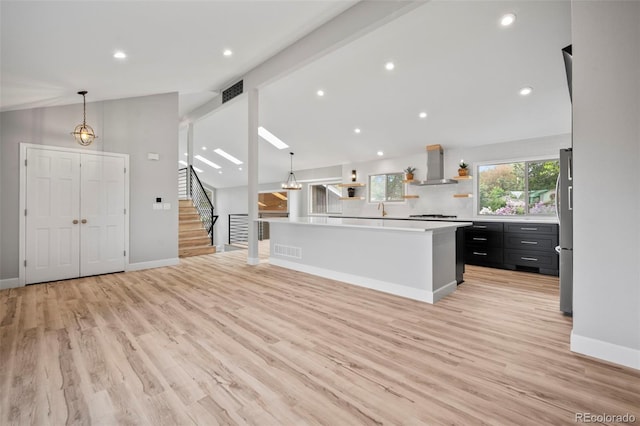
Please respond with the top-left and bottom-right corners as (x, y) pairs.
(417, 216), (558, 224)
(258, 216), (472, 233)
(328, 215), (559, 224)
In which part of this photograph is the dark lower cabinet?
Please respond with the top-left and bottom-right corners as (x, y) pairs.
(464, 221), (559, 276)
(464, 222), (504, 268)
(503, 223), (559, 276)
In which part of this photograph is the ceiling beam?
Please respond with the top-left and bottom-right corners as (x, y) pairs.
(183, 0), (426, 123)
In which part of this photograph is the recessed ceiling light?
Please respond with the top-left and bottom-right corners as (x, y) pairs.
(258, 126), (289, 149)
(223, 49), (233, 57)
(218, 171), (223, 174)
(214, 148), (243, 165)
(113, 51), (127, 59)
(184, 152), (188, 156)
(377, 151), (384, 156)
(193, 166), (203, 173)
(238, 167), (243, 171)
(316, 90), (325, 97)
(419, 112), (428, 119)
(202, 146), (207, 151)
(178, 160), (188, 166)
(354, 128), (361, 134)
(519, 86), (533, 96)
(385, 62), (395, 71)
(501, 13), (516, 27)
(194, 155), (221, 169)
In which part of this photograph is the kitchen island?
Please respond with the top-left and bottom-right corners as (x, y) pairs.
(257, 217), (471, 303)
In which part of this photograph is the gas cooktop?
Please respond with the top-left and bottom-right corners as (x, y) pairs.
(409, 214), (458, 219)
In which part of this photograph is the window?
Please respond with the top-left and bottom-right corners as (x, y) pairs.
(369, 173), (404, 202)
(309, 183), (342, 214)
(478, 159), (559, 216)
(258, 192), (288, 212)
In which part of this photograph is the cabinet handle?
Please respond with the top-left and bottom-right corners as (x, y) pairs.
(72, 219), (79, 224)
(81, 219), (87, 224)
(473, 225), (487, 229)
(520, 227), (538, 231)
(473, 251), (488, 256)
(520, 241), (538, 245)
(473, 237), (487, 241)
(521, 257), (538, 261)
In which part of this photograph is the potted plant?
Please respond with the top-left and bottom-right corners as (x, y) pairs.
(347, 187), (356, 198)
(404, 166), (416, 181)
(458, 160), (469, 177)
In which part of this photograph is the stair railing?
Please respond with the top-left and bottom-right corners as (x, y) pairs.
(228, 212), (289, 245)
(180, 166), (218, 245)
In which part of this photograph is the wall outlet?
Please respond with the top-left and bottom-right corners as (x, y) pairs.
(163, 203), (171, 210)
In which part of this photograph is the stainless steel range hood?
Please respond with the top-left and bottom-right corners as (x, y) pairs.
(411, 144), (458, 186)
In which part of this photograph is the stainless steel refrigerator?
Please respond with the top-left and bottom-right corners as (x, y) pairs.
(556, 148), (573, 315)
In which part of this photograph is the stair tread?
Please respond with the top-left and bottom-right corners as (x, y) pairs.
(179, 246), (216, 258)
(178, 199), (216, 255)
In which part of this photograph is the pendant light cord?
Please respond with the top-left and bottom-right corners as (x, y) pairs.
(82, 93), (87, 126)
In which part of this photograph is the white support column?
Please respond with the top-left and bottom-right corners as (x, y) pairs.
(187, 122), (194, 199)
(247, 88), (260, 265)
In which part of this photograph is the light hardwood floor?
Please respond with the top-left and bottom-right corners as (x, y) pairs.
(1, 249), (639, 425)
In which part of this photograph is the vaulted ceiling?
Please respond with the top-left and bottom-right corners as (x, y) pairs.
(1, 1), (572, 188)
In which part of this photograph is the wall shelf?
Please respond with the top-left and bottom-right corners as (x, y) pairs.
(453, 194), (473, 198)
(453, 175), (473, 180)
(403, 180), (419, 199)
(336, 183), (365, 187)
(339, 196), (365, 201)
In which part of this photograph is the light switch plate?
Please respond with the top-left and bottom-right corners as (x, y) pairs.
(147, 153), (160, 161)
(163, 203), (171, 210)
(152, 203), (162, 210)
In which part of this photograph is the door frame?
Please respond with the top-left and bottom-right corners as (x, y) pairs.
(19, 143), (130, 287)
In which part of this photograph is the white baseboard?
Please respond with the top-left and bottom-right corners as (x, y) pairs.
(432, 280), (458, 303)
(127, 258), (180, 272)
(247, 257), (260, 266)
(269, 258), (456, 304)
(571, 331), (640, 371)
(0, 278), (21, 290)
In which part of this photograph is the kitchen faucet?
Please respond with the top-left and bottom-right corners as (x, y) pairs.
(378, 202), (388, 217)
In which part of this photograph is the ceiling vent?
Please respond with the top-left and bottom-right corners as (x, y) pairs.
(222, 80), (243, 103)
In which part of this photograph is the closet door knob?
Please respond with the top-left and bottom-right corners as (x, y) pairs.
(72, 219), (79, 224)
(81, 219), (87, 224)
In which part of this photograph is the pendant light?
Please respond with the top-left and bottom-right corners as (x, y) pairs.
(281, 152), (302, 190)
(71, 90), (98, 146)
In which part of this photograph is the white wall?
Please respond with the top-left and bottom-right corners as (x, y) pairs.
(0, 92), (179, 279)
(339, 134), (570, 219)
(571, 1), (640, 370)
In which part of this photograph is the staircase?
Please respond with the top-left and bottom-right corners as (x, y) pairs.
(179, 199), (216, 257)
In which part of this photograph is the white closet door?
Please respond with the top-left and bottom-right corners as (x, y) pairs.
(25, 148), (81, 284)
(80, 154), (126, 276)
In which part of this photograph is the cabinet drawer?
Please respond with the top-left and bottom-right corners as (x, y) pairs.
(465, 230), (503, 247)
(504, 249), (558, 269)
(470, 222), (503, 232)
(503, 233), (558, 251)
(465, 247), (503, 265)
(504, 223), (558, 235)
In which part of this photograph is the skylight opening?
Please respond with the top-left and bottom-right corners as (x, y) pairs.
(195, 155), (221, 169)
(214, 148), (243, 165)
(258, 126), (289, 149)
